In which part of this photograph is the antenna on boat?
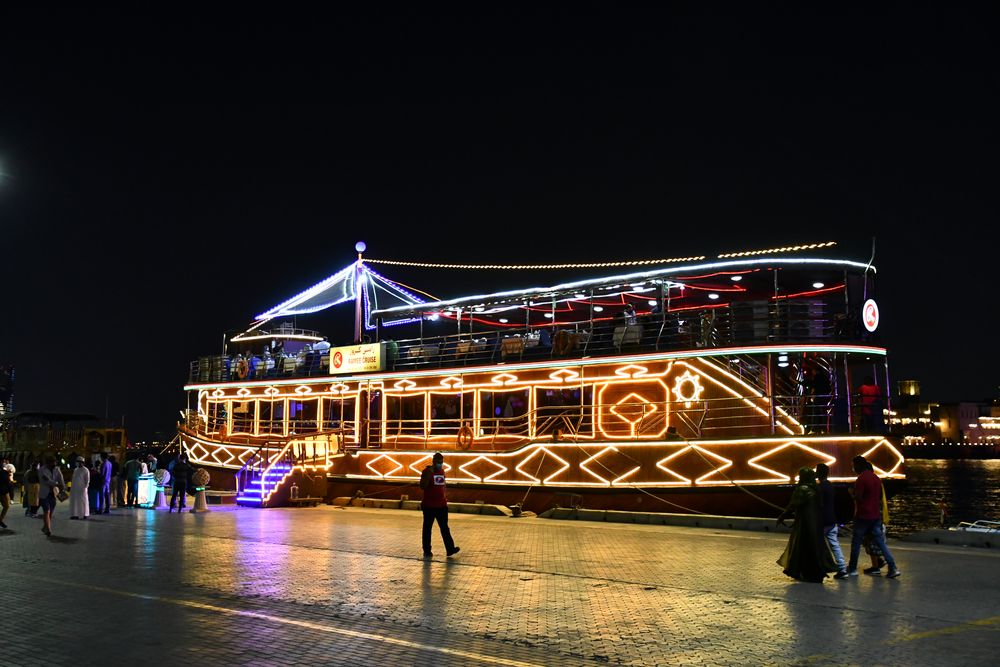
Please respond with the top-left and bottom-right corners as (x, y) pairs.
(863, 236), (876, 301)
(354, 241), (366, 344)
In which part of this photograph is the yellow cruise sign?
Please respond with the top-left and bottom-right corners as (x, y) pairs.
(329, 342), (385, 374)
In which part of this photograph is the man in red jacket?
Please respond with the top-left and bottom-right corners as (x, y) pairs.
(420, 452), (460, 558)
(846, 455), (900, 578)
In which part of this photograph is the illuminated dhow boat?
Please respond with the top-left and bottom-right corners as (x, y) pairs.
(178, 241), (904, 515)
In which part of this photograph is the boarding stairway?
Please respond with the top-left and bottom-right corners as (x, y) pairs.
(235, 439), (330, 508)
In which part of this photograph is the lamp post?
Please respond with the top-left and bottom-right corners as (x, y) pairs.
(354, 241), (366, 344)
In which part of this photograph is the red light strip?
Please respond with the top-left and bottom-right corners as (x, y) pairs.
(772, 284), (845, 300)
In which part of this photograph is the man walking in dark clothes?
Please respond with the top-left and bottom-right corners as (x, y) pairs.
(815, 463), (848, 578)
(169, 454), (190, 512)
(420, 452), (460, 558)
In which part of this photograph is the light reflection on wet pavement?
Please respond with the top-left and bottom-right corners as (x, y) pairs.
(2, 504), (999, 665)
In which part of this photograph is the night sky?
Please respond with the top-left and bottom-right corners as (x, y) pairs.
(1, 6), (996, 441)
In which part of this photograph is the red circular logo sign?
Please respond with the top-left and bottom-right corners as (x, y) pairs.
(862, 299), (879, 332)
(332, 351), (343, 368)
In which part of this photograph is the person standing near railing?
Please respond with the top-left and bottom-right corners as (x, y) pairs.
(857, 376), (885, 433)
(123, 456), (142, 507)
(0, 457), (12, 529)
(99, 452), (113, 514)
(621, 303), (637, 326)
(169, 454), (190, 513)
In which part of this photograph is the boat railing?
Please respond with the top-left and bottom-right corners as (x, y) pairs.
(188, 299), (869, 384)
(951, 520), (1000, 532)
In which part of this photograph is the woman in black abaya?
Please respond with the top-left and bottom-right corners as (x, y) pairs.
(776, 467), (839, 582)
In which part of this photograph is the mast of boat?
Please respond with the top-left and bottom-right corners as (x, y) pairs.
(354, 241), (366, 344)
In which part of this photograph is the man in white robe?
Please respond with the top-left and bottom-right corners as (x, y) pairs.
(69, 457), (90, 519)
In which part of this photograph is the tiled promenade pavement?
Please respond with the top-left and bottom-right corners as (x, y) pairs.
(2, 504), (999, 666)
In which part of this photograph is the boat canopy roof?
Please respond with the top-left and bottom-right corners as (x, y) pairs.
(370, 256), (874, 321)
(247, 241), (878, 334)
(252, 262), (429, 327)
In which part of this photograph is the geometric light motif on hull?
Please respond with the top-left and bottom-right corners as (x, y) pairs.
(862, 438), (905, 477)
(514, 447), (570, 483)
(671, 370), (704, 407)
(597, 379), (669, 440)
(548, 368), (579, 382)
(745, 441), (837, 484)
(408, 456), (452, 476)
(209, 446), (239, 467)
(614, 364), (650, 378)
(609, 393), (658, 427)
(186, 441), (211, 465)
(579, 446), (641, 485)
(655, 446), (733, 486)
(365, 454), (404, 478)
(457, 455), (508, 482)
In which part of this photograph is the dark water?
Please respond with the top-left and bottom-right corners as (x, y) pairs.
(887, 459), (1000, 535)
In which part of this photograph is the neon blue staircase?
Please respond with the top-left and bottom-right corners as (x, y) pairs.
(236, 462), (293, 507)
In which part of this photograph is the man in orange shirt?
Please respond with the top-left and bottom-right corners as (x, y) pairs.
(858, 376), (884, 432)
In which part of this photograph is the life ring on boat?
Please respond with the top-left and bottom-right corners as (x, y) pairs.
(235, 358), (250, 380)
(456, 424), (474, 450)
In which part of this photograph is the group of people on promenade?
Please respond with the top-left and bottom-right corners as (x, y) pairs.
(776, 454), (900, 582)
(0, 451), (197, 537)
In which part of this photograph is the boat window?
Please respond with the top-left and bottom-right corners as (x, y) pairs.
(385, 394), (426, 436)
(322, 396), (356, 433)
(534, 387), (587, 437)
(208, 401), (228, 434)
(258, 400), (285, 435)
(479, 389), (531, 437)
(231, 401), (255, 434)
(429, 391), (475, 435)
(289, 398), (319, 434)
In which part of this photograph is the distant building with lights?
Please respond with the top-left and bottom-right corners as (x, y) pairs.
(0, 365), (13, 415)
(888, 379), (1000, 445)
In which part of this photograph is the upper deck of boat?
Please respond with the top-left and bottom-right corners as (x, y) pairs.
(188, 254), (884, 385)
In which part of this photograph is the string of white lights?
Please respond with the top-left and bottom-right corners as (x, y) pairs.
(362, 256), (706, 270)
(363, 241), (837, 269)
(717, 241), (837, 258)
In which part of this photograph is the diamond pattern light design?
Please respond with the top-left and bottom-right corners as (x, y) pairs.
(515, 447), (570, 483)
(579, 446), (641, 485)
(655, 446), (733, 485)
(408, 456), (452, 475)
(458, 455), (508, 482)
(745, 441), (837, 484)
(862, 438), (905, 477)
(365, 454), (404, 478)
(608, 392), (659, 438)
